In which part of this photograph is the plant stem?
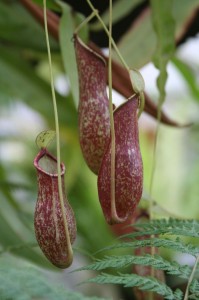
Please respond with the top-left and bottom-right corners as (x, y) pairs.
(86, 0), (129, 73)
(43, 0), (73, 266)
(148, 90), (164, 300)
(149, 104), (163, 221)
(184, 254), (199, 300)
(138, 92), (145, 118)
(75, 11), (97, 34)
(108, 0), (117, 223)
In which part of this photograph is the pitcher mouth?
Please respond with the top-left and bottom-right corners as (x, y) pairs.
(34, 148), (65, 177)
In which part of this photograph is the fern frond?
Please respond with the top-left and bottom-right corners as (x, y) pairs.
(76, 218), (199, 299)
(96, 237), (199, 257)
(122, 218), (199, 239)
(76, 254), (191, 279)
(189, 279), (199, 299)
(190, 278), (199, 293)
(87, 273), (183, 300)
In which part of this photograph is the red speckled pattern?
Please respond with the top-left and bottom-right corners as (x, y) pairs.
(74, 35), (110, 175)
(98, 95), (143, 224)
(34, 149), (76, 268)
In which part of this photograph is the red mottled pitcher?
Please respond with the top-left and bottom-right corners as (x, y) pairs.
(34, 149), (76, 268)
(98, 95), (143, 224)
(74, 35), (110, 175)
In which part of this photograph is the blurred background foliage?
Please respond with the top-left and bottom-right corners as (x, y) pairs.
(0, 0), (199, 299)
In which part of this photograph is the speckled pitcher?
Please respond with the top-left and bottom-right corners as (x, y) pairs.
(34, 149), (76, 268)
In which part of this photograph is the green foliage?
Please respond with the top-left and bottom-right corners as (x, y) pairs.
(90, 0), (145, 30)
(150, 0), (175, 105)
(33, 0), (61, 12)
(0, 258), (108, 300)
(123, 218), (199, 238)
(0, 163), (51, 268)
(113, 0), (198, 69)
(0, 1), (199, 299)
(129, 69), (145, 94)
(58, 1), (80, 108)
(97, 237), (199, 257)
(189, 279), (199, 299)
(35, 130), (56, 149)
(172, 57), (199, 102)
(87, 274), (183, 300)
(0, 1), (58, 51)
(77, 254), (191, 279)
(0, 46), (76, 127)
(75, 219), (199, 299)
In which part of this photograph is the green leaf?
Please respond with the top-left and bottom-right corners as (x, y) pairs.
(122, 218), (199, 239)
(114, 10), (156, 69)
(172, 0), (199, 39)
(0, 171), (45, 269)
(32, 0), (61, 12)
(57, 1), (87, 108)
(36, 130), (56, 149)
(172, 57), (199, 101)
(76, 254), (191, 279)
(114, 0), (199, 70)
(0, 46), (76, 128)
(0, 258), (108, 300)
(129, 69), (145, 94)
(190, 279), (199, 298)
(0, 210), (51, 268)
(87, 273), (183, 299)
(0, 1), (58, 51)
(150, 0), (175, 105)
(96, 237), (199, 257)
(74, 13), (89, 43)
(90, 0), (145, 30)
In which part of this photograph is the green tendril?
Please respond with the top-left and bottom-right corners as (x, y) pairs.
(43, 0), (73, 266)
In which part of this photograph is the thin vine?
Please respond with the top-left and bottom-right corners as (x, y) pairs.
(74, 10), (96, 34)
(86, 0), (129, 72)
(108, 0), (118, 223)
(43, 0), (73, 266)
